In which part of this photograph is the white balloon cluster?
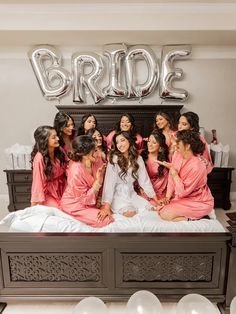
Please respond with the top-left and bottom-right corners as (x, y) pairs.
(28, 44), (191, 104)
(71, 291), (236, 314)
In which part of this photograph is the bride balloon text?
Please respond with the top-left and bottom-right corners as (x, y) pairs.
(28, 43), (191, 104)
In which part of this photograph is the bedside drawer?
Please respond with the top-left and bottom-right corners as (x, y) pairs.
(14, 194), (31, 203)
(14, 185), (31, 193)
(13, 173), (32, 182)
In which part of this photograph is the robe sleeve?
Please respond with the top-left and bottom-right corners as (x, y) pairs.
(174, 163), (206, 198)
(101, 161), (117, 205)
(31, 153), (46, 203)
(106, 130), (115, 150)
(200, 135), (214, 173)
(137, 156), (155, 198)
(72, 172), (98, 206)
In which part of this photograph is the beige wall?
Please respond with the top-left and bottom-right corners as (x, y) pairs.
(0, 45), (236, 196)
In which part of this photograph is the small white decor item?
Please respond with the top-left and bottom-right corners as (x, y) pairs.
(176, 293), (218, 314)
(210, 143), (223, 167)
(230, 296), (236, 314)
(210, 143), (230, 167)
(4, 144), (32, 169)
(72, 297), (108, 314)
(221, 144), (230, 167)
(126, 290), (164, 314)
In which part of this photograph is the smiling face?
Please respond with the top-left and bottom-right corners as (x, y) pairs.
(120, 116), (132, 132)
(147, 134), (160, 154)
(178, 116), (191, 131)
(84, 116), (96, 132)
(155, 115), (169, 130)
(116, 134), (130, 154)
(48, 129), (59, 149)
(92, 130), (103, 147)
(62, 118), (74, 136)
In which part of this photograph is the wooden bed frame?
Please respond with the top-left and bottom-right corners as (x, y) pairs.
(0, 105), (235, 314)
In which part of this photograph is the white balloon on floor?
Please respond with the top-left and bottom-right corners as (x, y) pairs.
(176, 294), (218, 314)
(231, 296), (236, 314)
(72, 297), (108, 314)
(126, 290), (164, 314)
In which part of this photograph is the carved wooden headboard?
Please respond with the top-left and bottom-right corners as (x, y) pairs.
(56, 104), (183, 137)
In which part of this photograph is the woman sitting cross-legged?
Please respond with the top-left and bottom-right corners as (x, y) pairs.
(31, 125), (67, 208)
(60, 135), (113, 227)
(157, 130), (214, 222)
(99, 131), (159, 221)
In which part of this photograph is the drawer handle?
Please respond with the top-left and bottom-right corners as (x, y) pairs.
(24, 175), (29, 180)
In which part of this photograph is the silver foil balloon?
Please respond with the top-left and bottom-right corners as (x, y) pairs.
(125, 45), (159, 99)
(28, 45), (72, 100)
(72, 52), (105, 104)
(103, 43), (127, 98)
(159, 45), (191, 101)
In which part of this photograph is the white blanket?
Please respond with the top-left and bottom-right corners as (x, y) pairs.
(0, 205), (225, 233)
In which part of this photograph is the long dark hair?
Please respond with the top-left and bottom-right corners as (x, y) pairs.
(181, 111), (200, 133)
(53, 111), (75, 147)
(69, 135), (96, 162)
(86, 127), (108, 155)
(77, 114), (97, 136)
(31, 126), (66, 179)
(176, 130), (205, 155)
(142, 130), (169, 178)
(114, 113), (138, 138)
(109, 131), (139, 180)
(153, 111), (176, 131)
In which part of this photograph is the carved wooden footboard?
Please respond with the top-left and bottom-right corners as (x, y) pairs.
(0, 231), (236, 314)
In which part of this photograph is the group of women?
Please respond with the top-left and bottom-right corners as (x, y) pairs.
(30, 110), (214, 228)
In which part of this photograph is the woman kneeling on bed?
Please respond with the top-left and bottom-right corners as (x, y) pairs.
(31, 126), (67, 208)
(99, 131), (159, 220)
(60, 135), (113, 227)
(157, 130), (214, 221)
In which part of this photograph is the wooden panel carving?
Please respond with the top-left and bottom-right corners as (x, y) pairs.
(122, 254), (213, 282)
(8, 254), (102, 282)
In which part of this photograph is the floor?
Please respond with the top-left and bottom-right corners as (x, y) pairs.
(0, 195), (235, 314)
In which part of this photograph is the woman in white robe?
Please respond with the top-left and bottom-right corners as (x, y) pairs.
(99, 131), (158, 220)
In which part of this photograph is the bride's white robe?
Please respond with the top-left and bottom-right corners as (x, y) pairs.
(102, 155), (155, 214)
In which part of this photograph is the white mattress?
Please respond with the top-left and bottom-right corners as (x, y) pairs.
(0, 205), (225, 233)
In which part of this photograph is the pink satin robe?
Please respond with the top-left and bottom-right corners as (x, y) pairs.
(31, 152), (66, 208)
(60, 160), (113, 227)
(199, 135), (213, 173)
(106, 130), (143, 151)
(171, 132), (213, 173)
(161, 153), (214, 220)
(145, 158), (168, 199)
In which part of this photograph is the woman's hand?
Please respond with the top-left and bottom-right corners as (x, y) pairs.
(157, 161), (178, 177)
(97, 203), (112, 221)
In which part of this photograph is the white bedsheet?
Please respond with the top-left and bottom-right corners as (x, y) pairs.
(0, 205), (225, 233)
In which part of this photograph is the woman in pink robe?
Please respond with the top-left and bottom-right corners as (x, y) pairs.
(60, 135), (113, 227)
(141, 131), (169, 199)
(53, 111), (76, 157)
(178, 111), (213, 173)
(106, 113), (143, 151)
(157, 130), (214, 221)
(31, 126), (67, 208)
(153, 111), (176, 149)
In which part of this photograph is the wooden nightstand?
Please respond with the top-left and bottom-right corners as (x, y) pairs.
(4, 169), (32, 211)
(207, 167), (235, 210)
